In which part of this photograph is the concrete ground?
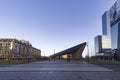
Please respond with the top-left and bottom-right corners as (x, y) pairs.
(0, 60), (120, 80)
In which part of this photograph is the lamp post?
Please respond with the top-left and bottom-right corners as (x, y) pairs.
(53, 49), (55, 61)
(87, 42), (89, 63)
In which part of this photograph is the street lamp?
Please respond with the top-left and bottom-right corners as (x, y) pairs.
(87, 42), (89, 63)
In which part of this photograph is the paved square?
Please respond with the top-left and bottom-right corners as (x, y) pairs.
(0, 61), (119, 80)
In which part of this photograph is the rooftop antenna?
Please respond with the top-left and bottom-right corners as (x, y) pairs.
(14, 34), (16, 39)
(8, 33), (10, 39)
(22, 33), (24, 40)
(54, 49), (55, 54)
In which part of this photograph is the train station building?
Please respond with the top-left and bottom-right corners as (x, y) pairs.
(50, 42), (86, 60)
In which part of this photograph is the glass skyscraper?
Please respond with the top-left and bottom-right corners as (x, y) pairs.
(111, 23), (119, 50)
(94, 10), (111, 54)
(110, 0), (120, 50)
(102, 11), (111, 35)
(95, 35), (111, 54)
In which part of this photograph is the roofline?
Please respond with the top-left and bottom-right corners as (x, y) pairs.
(50, 42), (87, 57)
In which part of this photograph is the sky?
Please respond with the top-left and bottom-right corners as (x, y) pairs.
(0, 0), (116, 57)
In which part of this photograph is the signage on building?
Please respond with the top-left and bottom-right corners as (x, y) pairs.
(110, 0), (120, 24)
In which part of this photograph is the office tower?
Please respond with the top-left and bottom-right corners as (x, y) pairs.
(110, 0), (120, 50)
(95, 35), (111, 54)
(102, 11), (111, 35)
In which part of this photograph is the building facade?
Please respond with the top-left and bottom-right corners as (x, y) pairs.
(102, 11), (111, 35)
(94, 7), (112, 55)
(0, 38), (41, 60)
(111, 23), (120, 50)
(50, 42), (86, 60)
(95, 35), (111, 54)
(110, 0), (120, 50)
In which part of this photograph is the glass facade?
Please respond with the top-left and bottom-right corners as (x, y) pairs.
(95, 36), (101, 54)
(110, 0), (120, 24)
(95, 35), (111, 54)
(110, 0), (120, 50)
(111, 23), (118, 50)
(102, 11), (111, 35)
(102, 35), (111, 49)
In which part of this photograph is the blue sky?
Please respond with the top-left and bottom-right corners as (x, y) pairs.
(0, 0), (116, 56)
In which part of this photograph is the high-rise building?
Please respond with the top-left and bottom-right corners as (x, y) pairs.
(102, 11), (111, 35)
(95, 35), (111, 54)
(94, 10), (111, 55)
(110, 0), (120, 50)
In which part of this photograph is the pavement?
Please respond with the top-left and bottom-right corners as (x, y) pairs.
(0, 60), (120, 80)
(98, 64), (120, 71)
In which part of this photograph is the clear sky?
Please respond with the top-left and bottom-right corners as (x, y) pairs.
(0, 0), (116, 57)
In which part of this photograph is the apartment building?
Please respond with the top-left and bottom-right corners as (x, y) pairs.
(0, 38), (41, 60)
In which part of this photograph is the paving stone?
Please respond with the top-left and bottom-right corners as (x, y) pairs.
(0, 61), (119, 80)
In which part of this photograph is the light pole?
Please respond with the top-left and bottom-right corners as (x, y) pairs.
(87, 41), (89, 63)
